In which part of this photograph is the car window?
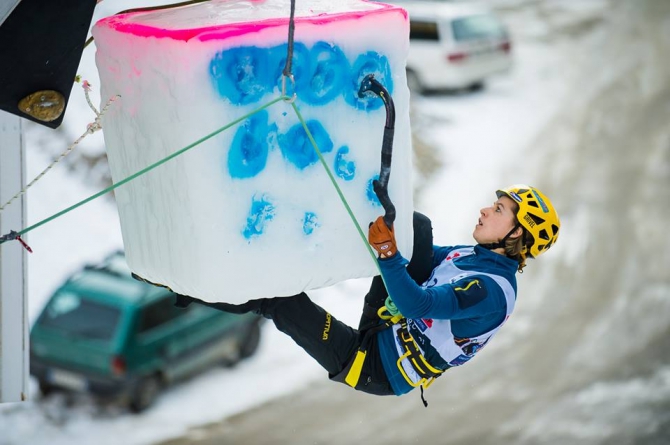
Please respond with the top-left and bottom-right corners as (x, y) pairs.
(99, 252), (132, 277)
(38, 291), (121, 342)
(409, 20), (439, 41)
(451, 14), (506, 41)
(138, 295), (187, 333)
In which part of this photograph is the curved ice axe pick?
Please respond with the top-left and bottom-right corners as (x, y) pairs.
(358, 74), (396, 229)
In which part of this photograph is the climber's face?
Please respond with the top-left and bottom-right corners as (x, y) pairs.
(473, 195), (521, 246)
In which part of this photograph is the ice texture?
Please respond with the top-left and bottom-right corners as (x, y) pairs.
(93, 0), (413, 302)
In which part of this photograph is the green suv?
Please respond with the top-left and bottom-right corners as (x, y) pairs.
(30, 251), (263, 412)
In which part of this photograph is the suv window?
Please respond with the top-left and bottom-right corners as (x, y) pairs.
(452, 14), (506, 41)
(99, 252), (132, 277)
(138, 296), (187, 333)
(409, 20), (439, 41)
(38, 291), (121, 342)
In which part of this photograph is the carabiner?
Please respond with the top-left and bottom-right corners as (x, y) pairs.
(281, 74), (297, 103)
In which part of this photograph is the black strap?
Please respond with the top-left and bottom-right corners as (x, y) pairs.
(396, 321), (442, 380)
(479, 223), (521, 251)
(420, 385), (428, 408)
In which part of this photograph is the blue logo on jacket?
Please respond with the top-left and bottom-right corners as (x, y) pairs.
(411, 318), (429, 332)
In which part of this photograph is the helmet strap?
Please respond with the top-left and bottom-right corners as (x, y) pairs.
(479, 223), (521, 252)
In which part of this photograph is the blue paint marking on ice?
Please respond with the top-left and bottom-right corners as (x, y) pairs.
(367, 175), (381, 206)
(301, 42), (349, 106)
(210, 43), (393, 111)
(210, 43), (395, 239)
(243, 194), (276, 239)
(271, 42), (311, 98)
(278, 120), (334, 170)
(302, 212), (319, 235)
(228, 110), (278, 179)
(345, 51), (394, 111)
(334, 146), (356, 181)
(209, 46), (274, 105)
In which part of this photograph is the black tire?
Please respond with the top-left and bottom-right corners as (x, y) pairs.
(239, 320), (262, 359)
(38, 379), (54, 397)
(406, 69), (424, 96)
(129, 375), (161, 413)
(468, 81), (485, 92)
(221, 319), (263, 368)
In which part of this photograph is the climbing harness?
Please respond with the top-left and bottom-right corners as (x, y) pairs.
(393, 319), (444, 388)
(341, 304), (443, 407)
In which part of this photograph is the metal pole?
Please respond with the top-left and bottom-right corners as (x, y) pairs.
(0, 111), (29, 403)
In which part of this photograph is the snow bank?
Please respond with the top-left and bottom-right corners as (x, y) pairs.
(92, 0), (413, 302)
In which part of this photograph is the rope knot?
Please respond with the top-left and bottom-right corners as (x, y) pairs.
(0, 230), (33, 252)
(87, 119), (102, 134)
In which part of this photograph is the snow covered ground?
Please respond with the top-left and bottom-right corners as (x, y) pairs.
(0, 1), (625, 444)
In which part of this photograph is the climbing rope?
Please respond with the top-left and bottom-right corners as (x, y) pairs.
(283, 0), (296, 78)
(0, 81), (119, 213)
(279, 0), (384, 274)
(290, 102), (385, 276)
(281, 0), (297, 103)
(0, 96), (287, 249)
(1, 95), (387, 264)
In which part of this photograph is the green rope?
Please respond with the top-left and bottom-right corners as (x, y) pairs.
(3, 93), (389, 291)
(289, 102), (384, 277)
(1, 96), (285, 243)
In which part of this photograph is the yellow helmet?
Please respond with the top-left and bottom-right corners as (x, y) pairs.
(496, 184), (560, 258)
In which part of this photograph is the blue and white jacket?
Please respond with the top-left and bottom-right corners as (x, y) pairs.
(377, 244), (519, 395)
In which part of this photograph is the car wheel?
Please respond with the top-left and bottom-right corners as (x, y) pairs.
(468, 81), (485, 92)
(38, 379), (54, 397)
(406, 69), (424, 96)
(239, 320), (262, 359)
(129, 375), (161, 413)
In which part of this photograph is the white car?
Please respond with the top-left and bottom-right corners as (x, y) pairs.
(399, 1), (513, 93)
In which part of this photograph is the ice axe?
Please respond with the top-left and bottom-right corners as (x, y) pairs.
(358, 74), (396, 229)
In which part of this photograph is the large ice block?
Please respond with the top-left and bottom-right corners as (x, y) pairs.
(93, 0), (413, 302)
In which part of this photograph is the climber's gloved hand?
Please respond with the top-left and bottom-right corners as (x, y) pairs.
(368, 215), (397, 258)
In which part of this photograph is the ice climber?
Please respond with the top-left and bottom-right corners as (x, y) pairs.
(175, 184), (560, 403)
